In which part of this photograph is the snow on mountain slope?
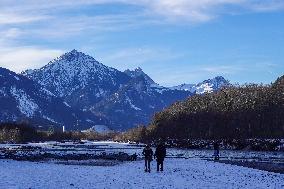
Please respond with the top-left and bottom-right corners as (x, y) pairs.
(0, 67), (105, 130)
(23, 49), (105, 97)
(23, 49), (131, 109)
(10, 86), (39, 117)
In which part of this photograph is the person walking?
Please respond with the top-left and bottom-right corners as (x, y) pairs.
(154, 142), (166, 172)
(213, 141), (220, 160)
(142, 144), (153, 173)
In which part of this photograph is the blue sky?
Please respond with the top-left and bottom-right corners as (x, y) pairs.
(0, 0), (283, 86)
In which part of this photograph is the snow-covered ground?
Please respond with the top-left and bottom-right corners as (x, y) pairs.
(1, 141), (284, 189)
(1, 141), (283, 162)
(1, 158), (283, 189)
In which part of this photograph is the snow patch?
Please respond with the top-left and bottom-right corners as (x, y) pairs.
(42, 115), (58, 124)
(0, 88), (6, 96)
(125, 96), (141, 111)
(63, 101), (71, 107)
(10, 86), (38, 117)
(14, 76), (20, 81)
(95, 88), (105, 98)
(196, 83), (214, 94)
(40, 87), (56, 97)
(86, 119), (94, 123)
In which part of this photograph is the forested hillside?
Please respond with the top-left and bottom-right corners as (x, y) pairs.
(117, 76), (284, 141)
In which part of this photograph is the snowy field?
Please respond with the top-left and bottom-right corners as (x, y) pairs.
(1, 158), (284, 189)
(0, 141), (284, 189)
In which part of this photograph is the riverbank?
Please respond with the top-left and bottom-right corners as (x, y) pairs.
(213, 160), (284, 174)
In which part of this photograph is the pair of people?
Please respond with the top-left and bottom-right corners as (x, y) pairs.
(142, 143), (166, 173)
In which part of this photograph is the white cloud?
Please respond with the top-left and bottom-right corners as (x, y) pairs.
(0, 47), (64, 73)
(0, 12), (50, 25)
(143, 0), (284, 23)
(0, 28), (23, 43)
(1, 0), (283, 27)
(145, 0), (243, 22)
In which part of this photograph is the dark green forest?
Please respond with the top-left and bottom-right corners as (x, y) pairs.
(116, 75), (284, 142)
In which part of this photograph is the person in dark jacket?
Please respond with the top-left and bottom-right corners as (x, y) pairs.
(154, 143), (166, 171)
(142, 144), (153, 172)
(213, 141), (220, 160)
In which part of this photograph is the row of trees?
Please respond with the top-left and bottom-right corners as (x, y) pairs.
(116, 76), (284, 142)
(0, 123), (39, 143)
(0, 123), (116, 143)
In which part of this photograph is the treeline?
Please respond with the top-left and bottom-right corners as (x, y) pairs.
(0, 123), (38, 143)
(0, 123), (116, 143)
(116, 76), (284, 141)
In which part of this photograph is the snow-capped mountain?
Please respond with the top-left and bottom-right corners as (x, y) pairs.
(0, 67), (106, 130)
(0, 50), (230, 131)
(171, 76), (229, 94)
(23, 49), (130, 109)
(22, 50), (193, 130)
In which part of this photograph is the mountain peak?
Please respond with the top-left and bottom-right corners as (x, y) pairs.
(213, 76), (227, 82)
(23, 50), (130, 99)
(70, 49), (79, 53)
(134, 67), (143, 72)
(203, 76), (226, 83)
(124, 67), (156, 85)
(214, 76), (225, 80)
(59, 49), (91, 62)
(124, 67), (144, 75)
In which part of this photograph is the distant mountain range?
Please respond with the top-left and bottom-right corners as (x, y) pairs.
(0, 50), (229, 131)
(170, 76), (229, 94)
